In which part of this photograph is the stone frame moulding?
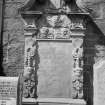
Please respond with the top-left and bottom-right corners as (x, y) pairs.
(19, 0), (89, 105)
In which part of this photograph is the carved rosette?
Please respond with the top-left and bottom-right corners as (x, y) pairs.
(72, 38), (84, 99)
(23, 22), (38, 98)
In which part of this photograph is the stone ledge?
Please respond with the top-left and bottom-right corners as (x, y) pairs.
(23, 98), (86, 105)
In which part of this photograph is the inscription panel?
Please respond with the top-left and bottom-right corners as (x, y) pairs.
(0, 77), (22, 105)
(37, 42), (73, 98)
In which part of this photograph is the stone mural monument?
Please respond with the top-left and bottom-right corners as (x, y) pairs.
(19, 0), (87, 105)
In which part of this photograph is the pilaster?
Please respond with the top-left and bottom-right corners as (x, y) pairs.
(70, 16), (86, 99)
(23, 17), (39, 98)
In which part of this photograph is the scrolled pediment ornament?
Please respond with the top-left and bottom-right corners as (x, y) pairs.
(23, 37), (37, 98)
(19, 0), (36, 11)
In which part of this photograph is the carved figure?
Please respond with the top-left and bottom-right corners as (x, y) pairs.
(23, 67), (33, 80)
(23, 79), (36, 98)
(72, 39), (83, 98)
(24, 37), (37, 98)
(73, 67), (83, 76)
(72, 47), (83, 59)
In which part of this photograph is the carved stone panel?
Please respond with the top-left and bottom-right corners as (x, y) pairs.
(72, 38), (83, 98)
(23, 36), (37, 98)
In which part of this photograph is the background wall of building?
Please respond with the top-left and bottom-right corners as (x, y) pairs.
(1, 0), (105, 105)
(2, 0), (26, 76)
(2, 0), (105, 76)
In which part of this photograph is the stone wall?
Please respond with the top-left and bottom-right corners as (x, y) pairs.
(83, 18), (105, 105)
(78, 0), (105, 34)
(2, 0), (26, 76)
(2, 0), (105, 105)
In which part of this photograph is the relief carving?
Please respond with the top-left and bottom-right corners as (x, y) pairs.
(71, 22), (84, 30)
(23, 34), (37, 98)
(54, 28), (70, 39)
(38, 27), (54, 39)
(72, 39), (83, 99)
(21, 6), (86, 98)
(38, 27), (71, 39)
(46, 15), (71, 28)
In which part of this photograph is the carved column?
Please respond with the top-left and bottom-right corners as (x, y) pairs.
(72, 38), (84, 98)
(71, 17), (85, 99)
(23, 20), (38, 98)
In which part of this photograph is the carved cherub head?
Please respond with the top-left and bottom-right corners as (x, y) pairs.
(24, 67), (34, 80)
(74, 67), (83, 76)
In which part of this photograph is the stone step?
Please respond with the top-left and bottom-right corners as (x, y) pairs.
(23, 98), (86, 105)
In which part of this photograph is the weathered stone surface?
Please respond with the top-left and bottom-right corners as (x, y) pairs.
(37, 42), (73, 98)
(3, 43), (24, 76)
(4, 3), (21, 17)
(5, 0), (25, 3)
(2, 1), (105, 105)
(2, 27), (24, 76)
(95, 19), (105, 36)
(94, 45), (105, 62)
(3, 31), (9, 45)
(3, 31), (24, 45)
(94, 59), (105, 105)
(0, 77), (22, 105)
(77, 0), (105, 35)
(3, 18), (24, 31)
(50, 0), (61, 8)
(77, 0), (105, 18)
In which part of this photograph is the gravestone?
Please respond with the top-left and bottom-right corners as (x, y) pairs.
(94, 60), (105, 105)
(0, 77), (22, 105)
